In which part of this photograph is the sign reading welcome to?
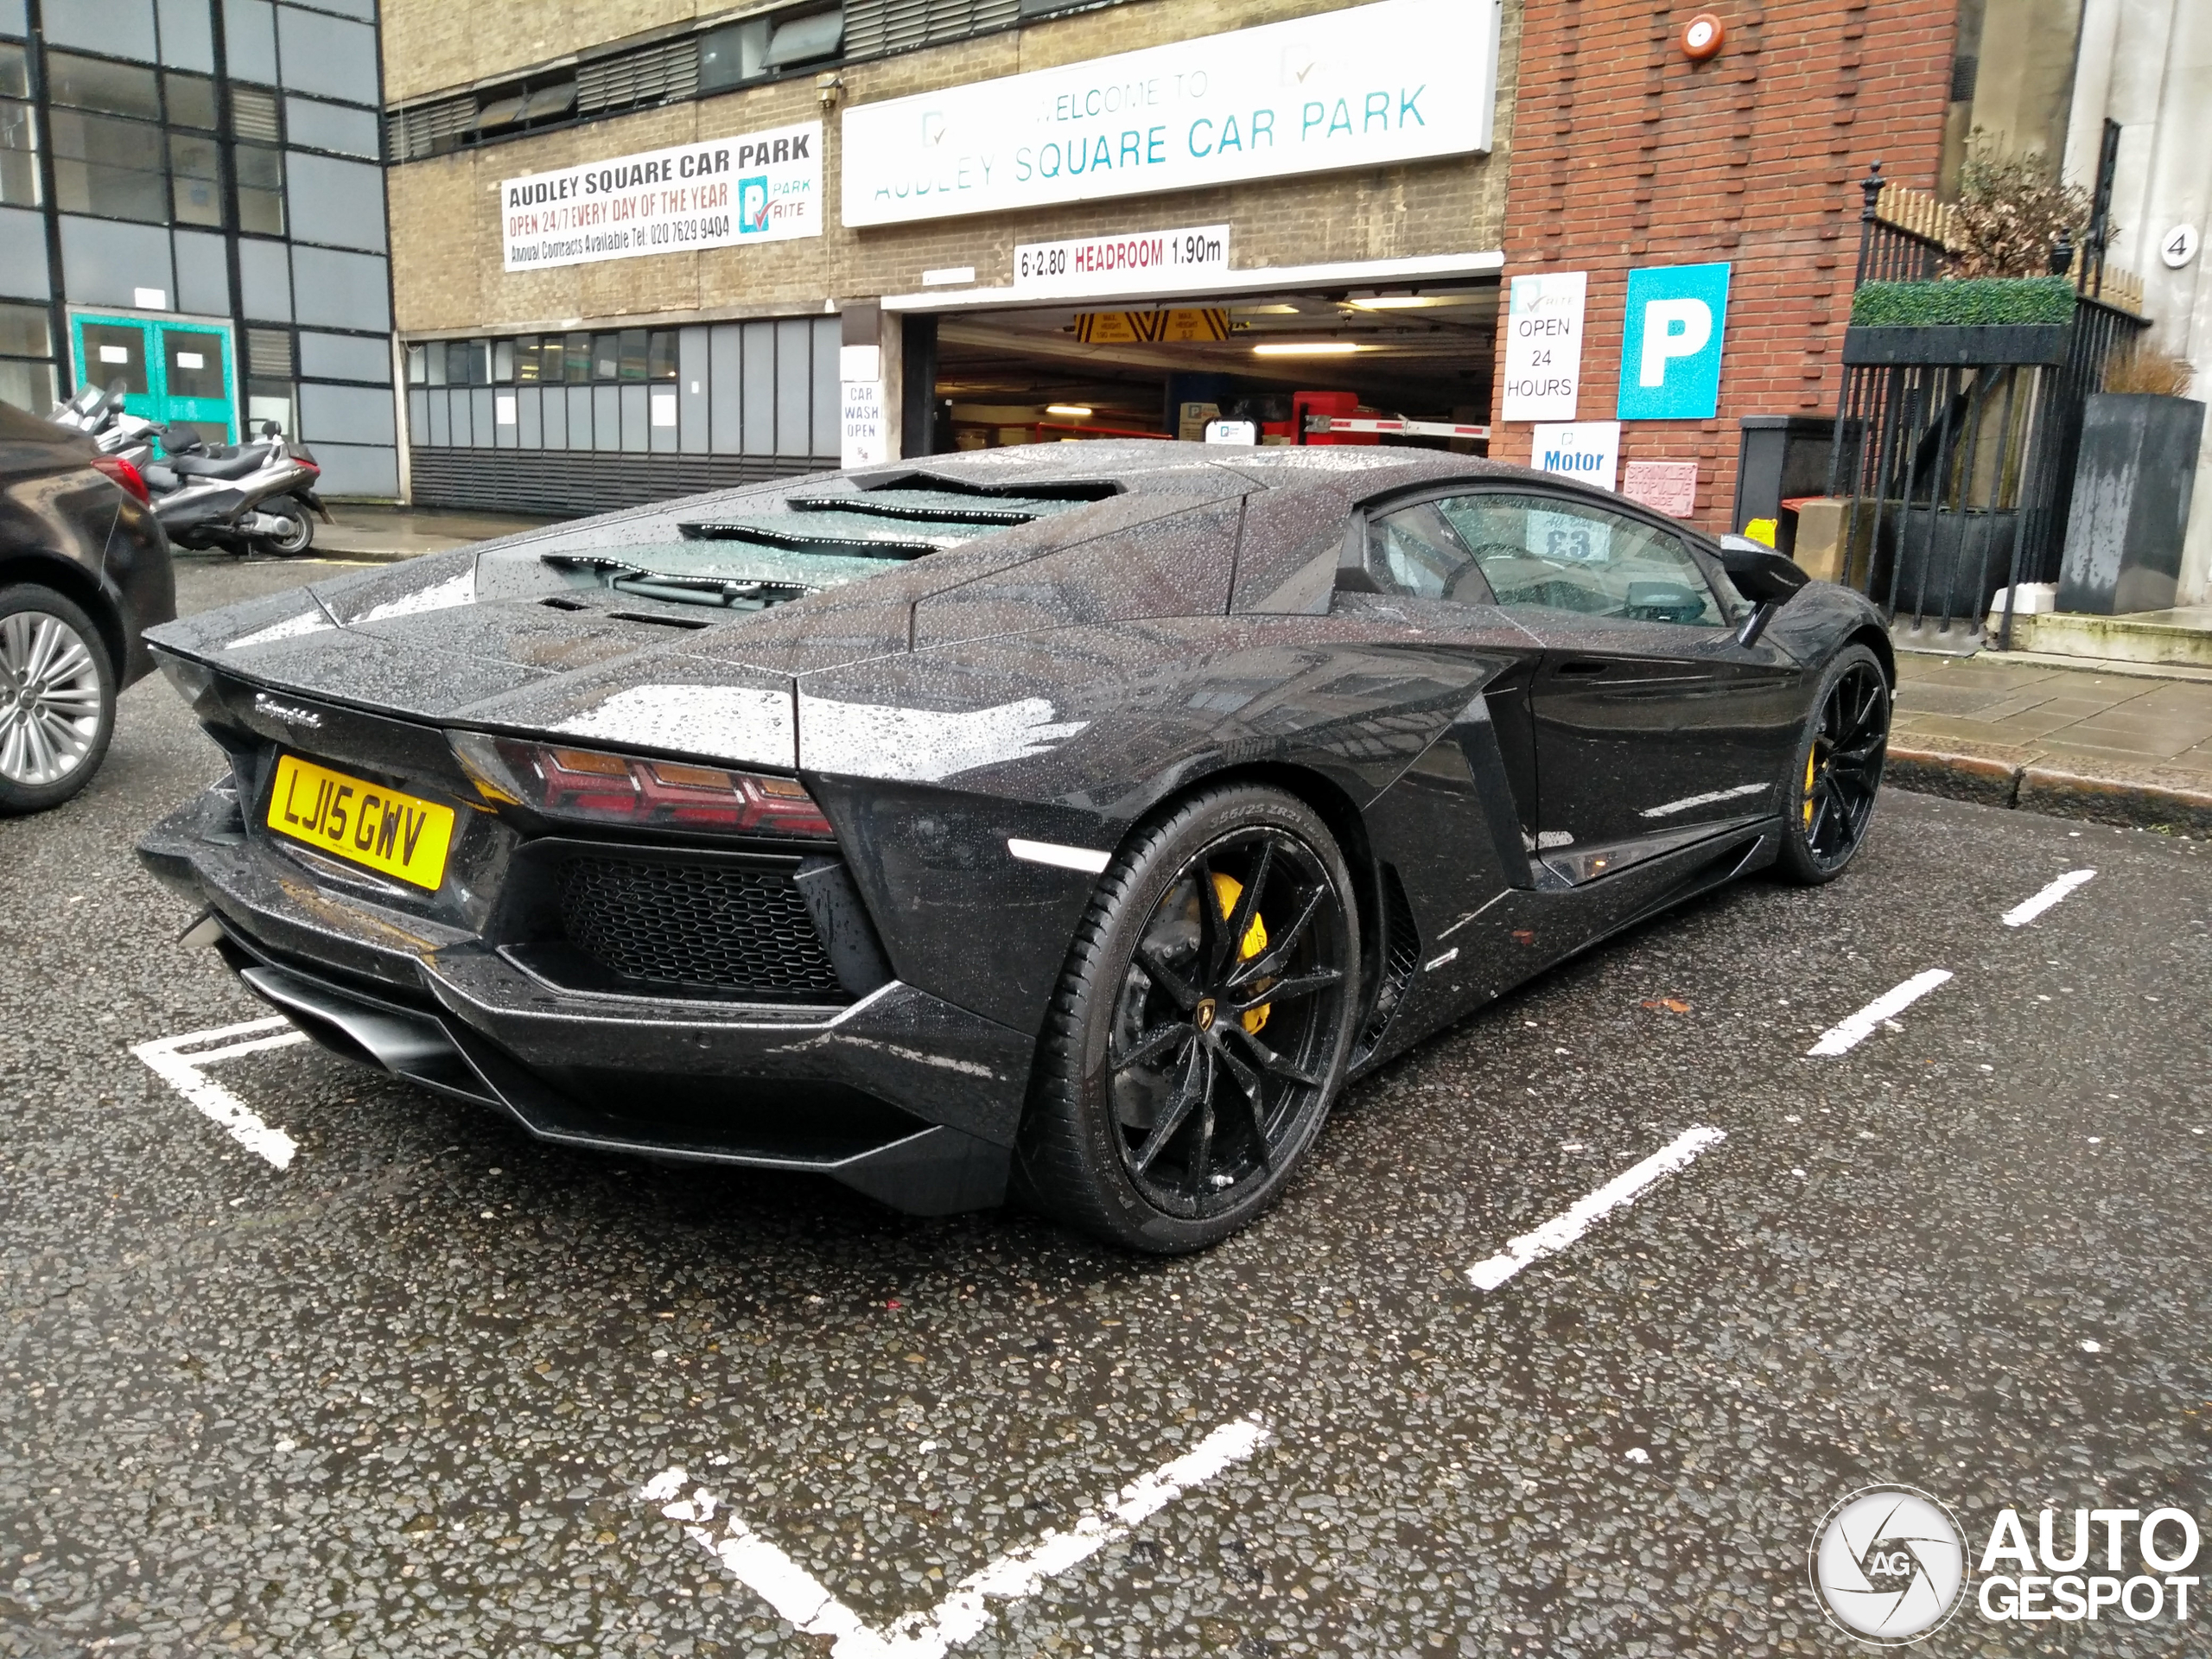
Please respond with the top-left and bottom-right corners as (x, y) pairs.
(839, 0), (1499, 229)
(501, 120), (822, 272)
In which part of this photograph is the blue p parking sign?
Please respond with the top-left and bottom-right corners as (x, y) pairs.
(1616, 263), (1732, 421)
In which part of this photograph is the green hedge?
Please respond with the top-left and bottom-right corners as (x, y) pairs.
(1849, 276), (2078, 327)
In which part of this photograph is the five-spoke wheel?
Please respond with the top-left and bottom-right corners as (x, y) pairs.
(0, 584), (115, 815)
(1019, 785), (1360, 1252)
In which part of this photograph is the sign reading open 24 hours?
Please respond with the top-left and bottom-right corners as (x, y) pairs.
(839, 0), (1499, 228)
(501, 120), (822, 271)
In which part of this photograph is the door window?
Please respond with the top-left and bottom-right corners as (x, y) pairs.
(1429, 493), (1727, 627)
(1362, 500), (1495, 603)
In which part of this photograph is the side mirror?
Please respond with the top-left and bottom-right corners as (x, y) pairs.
(1717, 534), (1809, 645)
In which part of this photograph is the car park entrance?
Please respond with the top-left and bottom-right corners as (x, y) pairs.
(902, 279), (1500, 457)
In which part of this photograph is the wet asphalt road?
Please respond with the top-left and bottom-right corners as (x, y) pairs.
(3, 556), (2210, 1658)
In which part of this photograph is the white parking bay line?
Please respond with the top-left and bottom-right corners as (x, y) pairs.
(645, 1417), (1270, 1659)
(2002, 868), (2096, 927)
(130, 1015), (307, 1171)
(1804, 969), (1953, 1058)
(1466, 1127), (1726, 1292)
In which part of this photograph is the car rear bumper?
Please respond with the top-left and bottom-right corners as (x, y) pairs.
(139, 792), (1032, 1215)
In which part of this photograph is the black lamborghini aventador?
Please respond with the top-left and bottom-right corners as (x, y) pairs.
(138, 443), (1892, 1252)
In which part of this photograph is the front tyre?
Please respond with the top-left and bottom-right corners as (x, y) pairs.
(0, 584), (116, 815)
(1017, 784), (1361, 1253)
(1776, 642), (1889, 885)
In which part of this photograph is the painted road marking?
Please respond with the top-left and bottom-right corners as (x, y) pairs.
(2002, 868), (2096, 927)
(130, 1015), (307, 1171)
(1466, 1126), (1726, 1291)
(1805, 969), (1953, 1058)
(646, 1416), (1270, 1659)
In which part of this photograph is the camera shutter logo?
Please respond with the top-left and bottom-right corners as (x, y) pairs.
(1809, 1485), (1970, 1644)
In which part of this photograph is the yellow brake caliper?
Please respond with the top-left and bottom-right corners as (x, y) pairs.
(1803, 748), (1818, 828)
(1210, 871), (1271, 1033)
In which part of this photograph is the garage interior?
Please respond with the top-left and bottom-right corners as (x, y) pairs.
(913, 282), (1499, 453)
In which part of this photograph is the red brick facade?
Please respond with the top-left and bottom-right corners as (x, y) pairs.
(1486, 0), (1959, 534)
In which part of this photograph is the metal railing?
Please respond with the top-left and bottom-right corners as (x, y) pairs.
(1825, 164), (2149, 650)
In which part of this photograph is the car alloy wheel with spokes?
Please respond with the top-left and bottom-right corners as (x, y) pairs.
(1778, 642), (1889, 884)
(1019, 784), (1361, 1252)
(0, 588), (113, 812)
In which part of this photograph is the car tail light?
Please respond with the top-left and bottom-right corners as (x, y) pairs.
(90, 454), (150, 505)
(447, 731), (834, 837)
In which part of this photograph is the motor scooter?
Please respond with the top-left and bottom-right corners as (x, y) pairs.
(51, 383), (332, 557)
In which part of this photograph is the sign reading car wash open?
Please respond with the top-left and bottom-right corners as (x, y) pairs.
(840, 0), (1500, 227)
(501, 120), (822, 271)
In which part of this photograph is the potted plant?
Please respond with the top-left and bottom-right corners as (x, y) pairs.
(2056, 352), (2204, 613)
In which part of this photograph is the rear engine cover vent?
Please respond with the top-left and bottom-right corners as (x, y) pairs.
(558, 856), (842, 999)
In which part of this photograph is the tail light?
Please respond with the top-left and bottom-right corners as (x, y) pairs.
(90, 454), (150, 505)
(447, 731), (833, 837)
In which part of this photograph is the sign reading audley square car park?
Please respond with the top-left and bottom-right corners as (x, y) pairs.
(500, 120), (822, 272)
(839, 0), (1500, 228)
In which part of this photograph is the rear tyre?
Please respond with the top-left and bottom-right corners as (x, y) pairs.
(259, 495), (315, 556)
(1775, 643), (1889, 885)
(1015, 784), (1361, 1253)
(0, 584), (116, 816)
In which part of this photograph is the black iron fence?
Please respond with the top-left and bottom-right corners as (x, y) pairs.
(1825, 166), (2148, 649)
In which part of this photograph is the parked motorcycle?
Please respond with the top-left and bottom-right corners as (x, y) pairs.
(49, 382), (332, 558)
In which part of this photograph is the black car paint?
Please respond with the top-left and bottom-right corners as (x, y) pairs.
(0, 403), (175, 688)
(137, 444), (1886, 1217)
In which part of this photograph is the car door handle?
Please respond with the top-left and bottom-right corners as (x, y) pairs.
(1556, 660), (1609, 676)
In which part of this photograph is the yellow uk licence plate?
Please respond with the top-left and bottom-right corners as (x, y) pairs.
(266, 753), (456, 891)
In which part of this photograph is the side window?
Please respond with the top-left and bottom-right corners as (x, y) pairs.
(1363, 501), (1495, 603)
(1432, 493), (1727, 627)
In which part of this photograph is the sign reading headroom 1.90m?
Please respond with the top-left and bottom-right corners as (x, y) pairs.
(501, 120), (822, 272)
(840, 0), (1500, 228)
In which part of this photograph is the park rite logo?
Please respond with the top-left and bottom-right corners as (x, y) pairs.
(1808, 1484), (2203, 1644)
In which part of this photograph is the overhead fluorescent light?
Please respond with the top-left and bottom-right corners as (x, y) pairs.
(1252, 341), (1363, 357)
(1238, 303), (1302, 315)
(1345, 296), (1453, 309)
(1045, 404), (1094, 417)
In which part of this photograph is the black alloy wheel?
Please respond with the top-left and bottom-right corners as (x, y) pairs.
(1777, 642), (1889, 885)
(1018, 784), (1361, 1253)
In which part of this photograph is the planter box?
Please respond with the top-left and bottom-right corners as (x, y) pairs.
(1841, 324), (2071, 366)
(1882, 507), (2021, 620)
(2056, 393), (2207, 614)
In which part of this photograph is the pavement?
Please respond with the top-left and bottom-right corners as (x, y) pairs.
(3, 557), (2210, 1656)
(313, 503), (553, 562)
(1892, 652), (2212, 836)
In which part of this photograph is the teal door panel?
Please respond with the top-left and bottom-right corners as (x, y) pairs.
(69, 313), (238, 447)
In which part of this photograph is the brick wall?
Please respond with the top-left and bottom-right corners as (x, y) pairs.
(1485, 0), (1956, 535)
(384, 0), (1523, 337)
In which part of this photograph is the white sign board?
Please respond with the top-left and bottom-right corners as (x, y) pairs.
(841, 0), (1499, 228)
(841, 379), (888, 469)
(1500, 270), (1587, 423)
(1014, 224), (1231, 296)
(501, 122), (822, 272)
(1531, 420), (1619, 492)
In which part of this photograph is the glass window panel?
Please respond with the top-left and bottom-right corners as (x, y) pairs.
(512, 336), (539, 382)
(763, 9), (843, 68)
(232, 140), (281, 189)
(617, 327), (646, 381)
(164, 71), (218, 129)
(0, 300), (48, 357)
(1435, 494), (1726, 626)
(168, 130), (219, 178)
(423, 340), (445, 385)
(406, 343), (425, 385)
(697, 19), (769, 92)
(1363, 502), (1488, 603)
(647, 330), (677, 381)
(80, 323), (150, 393)
(171, 125), (223, 225)
(0, 43), (27, 99)
(0, 357), (56, 414)
(563, 332), (590, 384)
(171, 172), (220, 225)
(163, 330), (225, 397)
(0, 99), (36, 208)
(468, 339), (491, 385)
(237, 186), (283, 234)
(442, 339), (467, 385)
(592, 332), (619, 380)
(492, 338), (513, 382)
(47, 52), (161, 119)
(54, 157), (168, 221)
